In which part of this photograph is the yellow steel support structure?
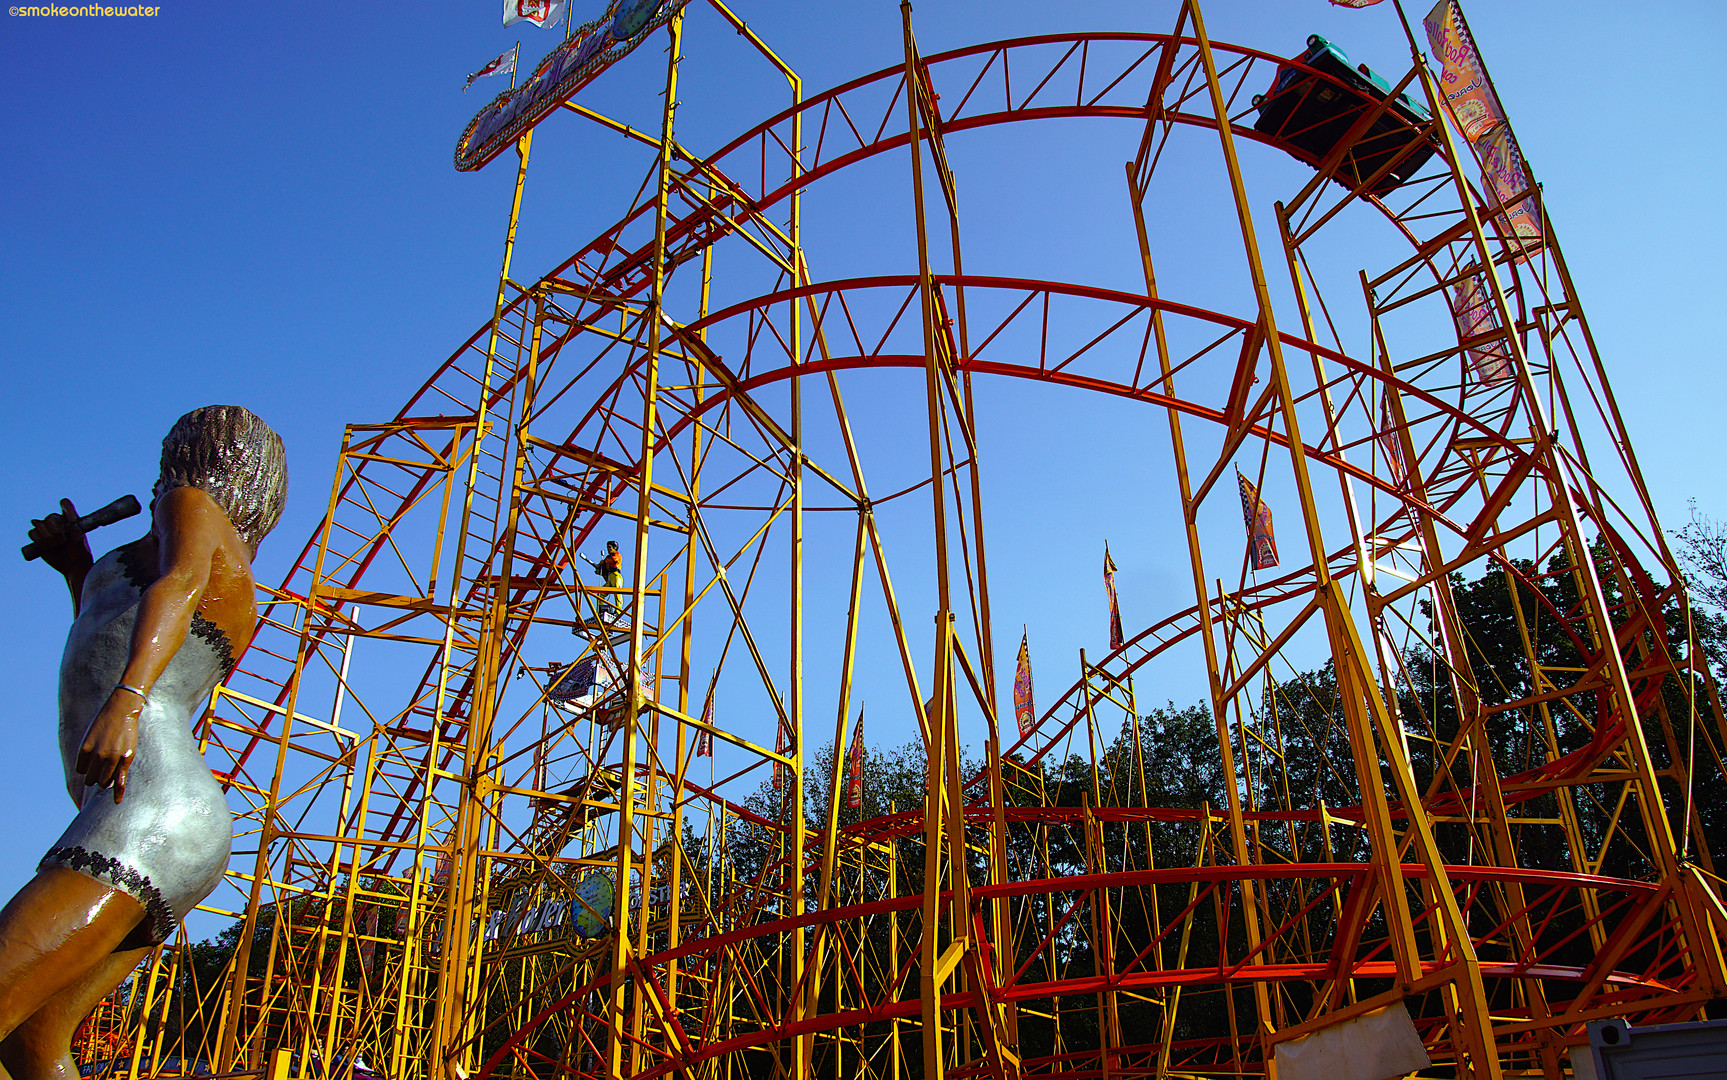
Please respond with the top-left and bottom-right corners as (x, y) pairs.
(90, 5), (1727, 1080)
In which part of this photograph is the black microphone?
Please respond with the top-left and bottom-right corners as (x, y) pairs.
(22, 495), (143, 561)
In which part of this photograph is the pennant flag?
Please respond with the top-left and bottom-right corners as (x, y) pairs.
(1103, 543), (1125, 651)
(503, 0), (565, 28)
(1449, 263), (1514, 385)
(772, 718), (790, 790)
(1236, 468), (1280, 571)
(844, 708), (866, 810)
(1329, 0), (1388, 6)
(695, 690), (714, 757)
(465, 43), (518, 92)
(1013, 631), (1035, 740)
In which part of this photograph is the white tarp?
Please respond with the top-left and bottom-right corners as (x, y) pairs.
(1274, 1003), (1431, 1080)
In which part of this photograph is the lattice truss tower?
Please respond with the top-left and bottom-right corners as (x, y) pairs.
(103, 3), (1727, 1080)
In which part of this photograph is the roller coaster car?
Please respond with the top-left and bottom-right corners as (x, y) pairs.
(1252, 34), (1437, 196)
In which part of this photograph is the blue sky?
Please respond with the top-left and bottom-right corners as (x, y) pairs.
(2, 0), (1723, 905)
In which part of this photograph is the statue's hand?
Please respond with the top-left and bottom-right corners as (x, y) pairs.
(30, 498), (94, 579)
(77, 688), (142, 804)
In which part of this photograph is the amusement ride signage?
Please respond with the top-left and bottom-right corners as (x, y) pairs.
(456, 0), (691, 172)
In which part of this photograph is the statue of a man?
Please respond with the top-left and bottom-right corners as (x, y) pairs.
(582, 539), (625, 623)
(587, 539), (624, 590)
(0, 406), (287, 1078)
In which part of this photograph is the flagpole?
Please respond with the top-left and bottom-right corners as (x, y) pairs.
(807, 514), (870, 1047)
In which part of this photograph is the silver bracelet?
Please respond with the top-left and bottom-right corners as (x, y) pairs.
(114, 683), (148, 700)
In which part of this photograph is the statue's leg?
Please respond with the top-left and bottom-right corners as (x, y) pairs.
(1, 940), (149, 1080)
(0, 867), (149, 1070)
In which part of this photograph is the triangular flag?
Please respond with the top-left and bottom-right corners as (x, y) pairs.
(844, 708), (865, 810)
(1236, 468), (1280, 571)
(1104, 543), (1124, 651)
(1013, 631), (1035, 740)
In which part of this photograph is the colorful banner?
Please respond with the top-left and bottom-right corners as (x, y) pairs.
(1449, 263), (1515, 385)
(457, 0), (691, 172)
(1476, 126), (1543, 256)
(845, 709), (866, 810)
(1013, 632), (1035, 740)
(1103, 544), (1124, 651)
(1424, 0), (1543, 257)
(1422, 0), (1503, 143)
(1236, 469), (1281, 571)
(1329, 0), (1388, 6)
(503, 0), (565, 28)
(696, 691), (713, 757)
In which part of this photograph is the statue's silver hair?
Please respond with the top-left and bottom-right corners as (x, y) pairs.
(154, 406), (288, 548)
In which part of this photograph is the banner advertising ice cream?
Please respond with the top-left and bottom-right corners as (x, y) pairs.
(1424, 0), (1543, 257)
(1477, 126), (1543, 256)
(1449, 264), (1514, 386)
(1423, 0), (1503, 143)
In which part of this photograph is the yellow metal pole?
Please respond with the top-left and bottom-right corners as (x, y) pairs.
(665, 177), (716, 1018)
(788, 38), (808, 1074)
(431, 121), (533, 1080)
(806, 515), (868, 1063)
(1124, 139), (1271, 1061)
(610, 13), (682, 1079)
(902, 8), (969, 1080)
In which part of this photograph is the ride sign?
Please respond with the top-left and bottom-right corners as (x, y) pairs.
(455, 0), (690, 172)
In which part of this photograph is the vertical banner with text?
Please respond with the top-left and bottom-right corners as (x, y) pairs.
(1425, 0), (1543, 257)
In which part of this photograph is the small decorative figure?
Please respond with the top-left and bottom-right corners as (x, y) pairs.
(592, 539), (623, 589)
(0, 406), (287, 1078)
(581, 540), (624, 624)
